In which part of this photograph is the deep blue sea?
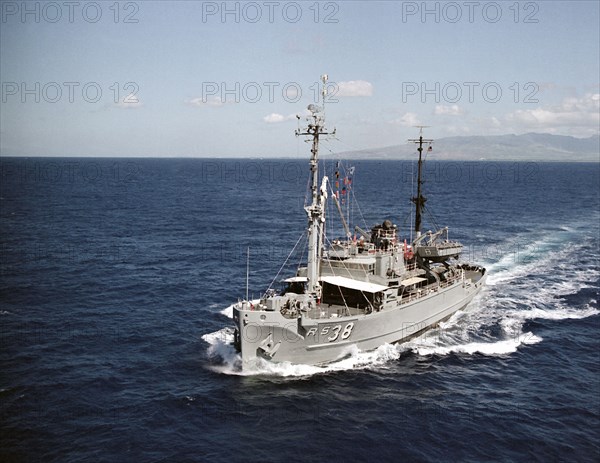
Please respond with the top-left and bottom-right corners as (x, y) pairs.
(1, 157), (599, 462)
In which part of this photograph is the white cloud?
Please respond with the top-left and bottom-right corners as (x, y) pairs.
(186, 96), (230, 107)
(505, 93), (599, 135)
(434, 104), (465, 116)
(389, 112), (421, 127)
(336, 80), (373, 97)
(263, 113), (299, 123)
(537, 82), (558, 92)
(115, 93), (142, 109)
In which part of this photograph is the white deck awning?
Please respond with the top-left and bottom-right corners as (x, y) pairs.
(283, 276), (308, 283)
(321, 275), (388, 293)
(400, 276), (427, 286)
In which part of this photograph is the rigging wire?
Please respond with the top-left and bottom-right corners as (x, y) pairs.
(265, 231), (307, 295)
(424, 205), (441, 232)
(320, 139), (370, 238)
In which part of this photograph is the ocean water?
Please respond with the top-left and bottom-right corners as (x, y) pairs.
(1, 157), (598, 462)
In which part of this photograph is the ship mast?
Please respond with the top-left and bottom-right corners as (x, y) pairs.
(408, 127), (433, 236)
(296, 75), (335, 298)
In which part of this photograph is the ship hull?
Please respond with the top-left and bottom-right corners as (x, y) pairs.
(233, 274), (486, 367)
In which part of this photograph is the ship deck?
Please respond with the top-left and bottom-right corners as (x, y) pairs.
(300, 274), (470, 320)
(304, 303), (367, 319)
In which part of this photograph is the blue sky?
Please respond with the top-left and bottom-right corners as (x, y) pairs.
(1, 0), (599, 157)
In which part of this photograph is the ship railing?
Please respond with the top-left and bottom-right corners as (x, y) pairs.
(398, 274), (461, 306)
(375, 229), (396, 239)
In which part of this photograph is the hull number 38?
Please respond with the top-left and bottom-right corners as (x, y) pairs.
(306, 322), (354, 342)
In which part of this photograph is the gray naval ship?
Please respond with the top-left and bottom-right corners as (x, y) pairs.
(232, 76), (486, 368)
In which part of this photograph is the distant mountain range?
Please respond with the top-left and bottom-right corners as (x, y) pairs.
(337, 133), (600, 162)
